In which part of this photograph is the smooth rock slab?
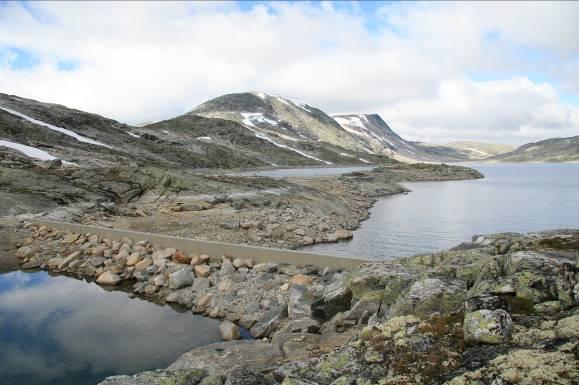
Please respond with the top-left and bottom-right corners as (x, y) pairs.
(96, 271), (122, 286)
(168, 341), (283, 375)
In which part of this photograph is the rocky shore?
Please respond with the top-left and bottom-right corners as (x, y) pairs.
(12, 224), (579, 385)
(86, 163), (484, 250)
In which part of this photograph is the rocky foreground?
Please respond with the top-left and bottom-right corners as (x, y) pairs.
(11, 225), (579, 385)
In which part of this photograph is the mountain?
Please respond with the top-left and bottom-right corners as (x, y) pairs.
(0, 93), (272, 169)
(190, 92), (472, 163)
(188, 92), (393, 165)
(487, 135), (579, 162)
(444, 141), (514, 160)
(332, 113), (470, 162)
(0, 92), (393, 169)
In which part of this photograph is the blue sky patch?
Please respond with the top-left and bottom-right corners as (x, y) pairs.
(0, 46), (40, 70)
(57, 59), (80, 72)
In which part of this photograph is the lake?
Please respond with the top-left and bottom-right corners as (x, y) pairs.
(304, 163), (579, 259)
(238, 165), (375, 177)
(0, 271), (220, 385)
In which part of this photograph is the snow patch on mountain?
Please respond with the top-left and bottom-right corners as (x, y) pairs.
(240, 112), (279, 127)
(0, 106), (111, 148)
(0, 139), (75, 165)
(241, 123), (331, 165)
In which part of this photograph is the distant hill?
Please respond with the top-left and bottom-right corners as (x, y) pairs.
(444, 141), (514, 160)
(487, 136), (579, 162)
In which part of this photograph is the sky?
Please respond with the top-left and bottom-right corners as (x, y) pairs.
(0, 1), (578, 145)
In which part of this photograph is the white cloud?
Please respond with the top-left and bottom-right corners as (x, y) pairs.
(0, 1), (577, 144)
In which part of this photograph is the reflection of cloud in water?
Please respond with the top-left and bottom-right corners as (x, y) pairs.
(0, 271), (220, 385)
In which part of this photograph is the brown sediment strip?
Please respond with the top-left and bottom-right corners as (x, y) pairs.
(32, 219), (369, 269)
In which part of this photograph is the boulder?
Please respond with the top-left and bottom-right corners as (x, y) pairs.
(218, 321), (241, 341)
(62, 233), (80, 244)
(288, 286), (314, 320)
(16, 246), (35, 258)
(153, 275), (166, 287)
(169, 341), (283, 375)
(311, 282), (352, 321)
(57, 251), (82, 270)
(192, 277), (211, 291)
(250, 306), (288, 338)
(126, 253), (141, 267)
(96, 271), (122, 286)
(21, 259), (41, 269)
(288, 274), (313, 287)
(232, 258), (247, 269)
(169, 268), (195, 290)
(195, 264), (211, 278)
(134, 259), (152, 270)
(464, 309), (513, 345)
(554, 314), (579, 339)
(173, 251), (192, 265)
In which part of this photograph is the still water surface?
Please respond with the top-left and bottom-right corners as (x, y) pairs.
(0, 271), (220, 385)
(239, 165), (375, 177)
(301, 163), (579, 259)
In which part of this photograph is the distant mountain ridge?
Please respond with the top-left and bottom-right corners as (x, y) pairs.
(487, 135), (579, 162)
(444, 141), (514, 160)
(1, 91), (574, 169)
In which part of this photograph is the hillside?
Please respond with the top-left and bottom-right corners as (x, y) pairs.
(488, 135), (579, 162)
(332, 114), (469, 162)
(444, 141), (514, 160)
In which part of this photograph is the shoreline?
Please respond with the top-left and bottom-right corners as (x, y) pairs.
(7, 224), (578, 385)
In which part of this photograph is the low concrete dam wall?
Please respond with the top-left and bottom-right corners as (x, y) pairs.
(32, 219), (369, 269)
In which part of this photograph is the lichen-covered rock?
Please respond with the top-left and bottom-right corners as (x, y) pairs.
(444, 349), (578, 385)
(554, 314), (579, 339)
(276, 314), (463, 385)
(391, 277), (466, 317)
(464, 309), (512, 345)
(224, 368), (275, 385)
(98, 369), (207, 385)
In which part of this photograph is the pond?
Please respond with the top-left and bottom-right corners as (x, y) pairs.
(0, 271), (220, 385)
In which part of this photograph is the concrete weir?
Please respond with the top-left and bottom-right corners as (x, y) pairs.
(32, 219), (369, 269)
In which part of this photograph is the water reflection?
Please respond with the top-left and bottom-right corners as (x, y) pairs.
(307, 163), (579, 259)
(0, 271), (220, 385)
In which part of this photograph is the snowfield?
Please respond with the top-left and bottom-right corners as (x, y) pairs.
(0, 139), (75, 165)
(0, 106), (111, 148)
(240, 112), (279, 127)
